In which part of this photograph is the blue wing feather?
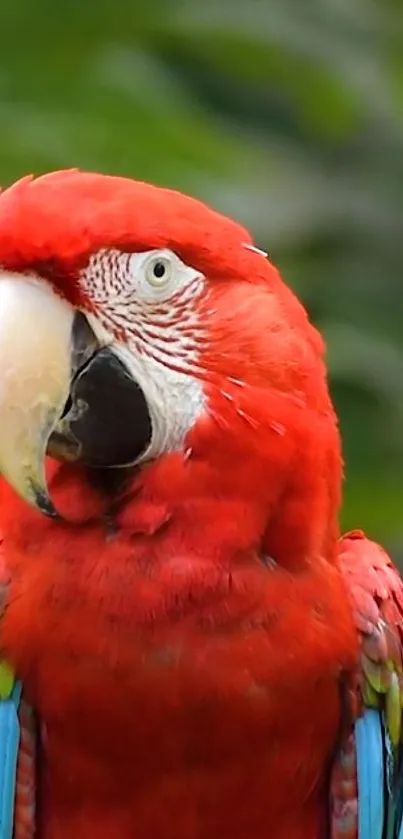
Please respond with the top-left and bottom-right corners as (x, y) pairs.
(0, 680), (21, 839)
(355, 709), (384, 839)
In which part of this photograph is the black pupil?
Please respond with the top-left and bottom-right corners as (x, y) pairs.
(153, 261), (166, 279)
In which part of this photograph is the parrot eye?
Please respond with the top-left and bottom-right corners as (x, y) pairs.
(81, 247), (203, 306)
(144, 253), (173, 288)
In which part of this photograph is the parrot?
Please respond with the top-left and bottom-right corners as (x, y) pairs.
(0, 169), (399, 839)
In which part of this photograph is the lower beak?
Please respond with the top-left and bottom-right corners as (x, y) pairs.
(0, 274), (151, 516)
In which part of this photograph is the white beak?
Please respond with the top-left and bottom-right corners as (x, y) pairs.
(0, 272), (74, 514)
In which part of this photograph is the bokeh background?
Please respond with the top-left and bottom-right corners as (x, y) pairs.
(1, 0), (402, 557)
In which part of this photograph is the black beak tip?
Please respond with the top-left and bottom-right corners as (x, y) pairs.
(31, 484), (62, 520)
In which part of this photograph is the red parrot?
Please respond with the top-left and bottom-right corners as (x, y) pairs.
(0, 170), (400, 839)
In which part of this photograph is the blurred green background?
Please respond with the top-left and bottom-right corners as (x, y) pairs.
(1, 0), (402, 556)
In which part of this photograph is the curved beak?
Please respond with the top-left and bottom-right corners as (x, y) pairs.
(0, 274), (73, 516)
(0, 273), (152, 517)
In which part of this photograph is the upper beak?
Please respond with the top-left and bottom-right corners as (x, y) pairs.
(0, 274), (73, 516)
(0, 273), (152, 517)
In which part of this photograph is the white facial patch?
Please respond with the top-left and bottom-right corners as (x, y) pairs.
(80, 248), (206, 462)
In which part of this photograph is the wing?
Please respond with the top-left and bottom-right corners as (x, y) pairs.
(330, 530), (403, 839)
(0, 545), (36, 839)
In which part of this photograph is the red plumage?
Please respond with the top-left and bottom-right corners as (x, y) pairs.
(1, 460), (357, 839)
(0, 170), (253, 298)
(0, 171), (399, 839)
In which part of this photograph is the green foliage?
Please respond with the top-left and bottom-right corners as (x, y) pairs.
(0, 0), (402, 553)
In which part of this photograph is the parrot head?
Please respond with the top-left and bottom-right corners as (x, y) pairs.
(0, 169), (341, 568)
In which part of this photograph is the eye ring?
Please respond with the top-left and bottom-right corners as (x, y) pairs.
(145, 255), (172, 288)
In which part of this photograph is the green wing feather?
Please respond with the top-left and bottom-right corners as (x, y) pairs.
(330, 531), (403, 839)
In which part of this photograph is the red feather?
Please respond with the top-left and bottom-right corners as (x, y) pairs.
(0, 455), (358, 839)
